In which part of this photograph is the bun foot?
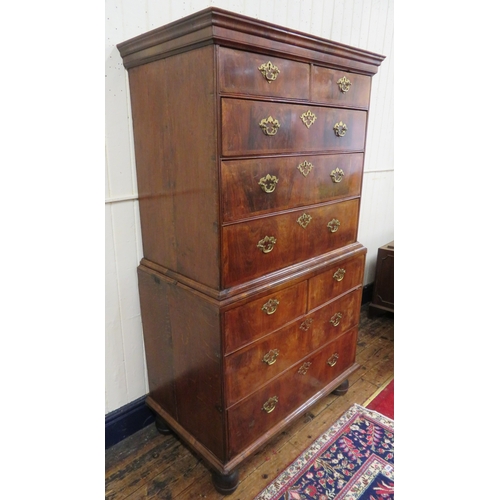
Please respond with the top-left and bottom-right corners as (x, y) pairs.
(154, 415), (172, 435)
(332, 379), (349, 396)
(212, 469), (239, 495)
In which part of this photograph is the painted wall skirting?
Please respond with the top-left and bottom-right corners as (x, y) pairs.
(105, 395), (155, 449)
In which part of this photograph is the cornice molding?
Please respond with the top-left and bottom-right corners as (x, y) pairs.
(117, 7), (385, 75)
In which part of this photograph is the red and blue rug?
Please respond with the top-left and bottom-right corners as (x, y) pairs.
(254, 404), (394, 499)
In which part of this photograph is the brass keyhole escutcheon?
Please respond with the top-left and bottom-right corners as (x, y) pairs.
(259, 174), (279, 193)
(262, 349), (279, 365)
(299, 318), (313, 331)
(298, 362), (312, 375)
(262, 396), (279, 413)
(333, 268), (346, 282)
(297, 161), (314, 177)
(300, 110), (317, 129)
(257, 235), (277, 254)
(327, 353), (339, 367)
(259, 116), (280, 136)
(262, 298), (279, 315)
(258, 61), (280, 83)
(297, 213), (312, 229)
(330, 312), (343, 327)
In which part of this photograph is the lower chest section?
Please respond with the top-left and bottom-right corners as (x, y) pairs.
(138, 248), (365, 464)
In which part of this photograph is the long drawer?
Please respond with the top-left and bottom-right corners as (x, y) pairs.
(227, 327), (358, 458)
(221, 98), (367, 156)
(222, 199), (360, 287)
(221, 153), (363, 223)
(225, 288), (362, 406)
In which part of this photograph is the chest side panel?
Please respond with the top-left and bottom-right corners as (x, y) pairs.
(129, 45), (220, 289)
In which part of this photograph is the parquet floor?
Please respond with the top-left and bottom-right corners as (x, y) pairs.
(105, 303), (394, 500)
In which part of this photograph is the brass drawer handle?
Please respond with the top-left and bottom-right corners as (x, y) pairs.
(333, 268), (346, 281)
(334, 121), (348, 137)
(259, 174), (279, 193)
(327, 218), (341, 233)
(330, 168), (345, 183)
(327, 353), (339, 367)
(262, 298), (279, 315)
(337, 76), (352, 93)
(297, 160), (314, 177)
(299, 318), (313, 331)
(300, 110), (317, 129)
(259, 116), (281, 136)
(258, 61), (280, 83)
(262, 349), (280, 365)
(262, 396), (279, 413)
(257, 235), (277, 254)
(330, 312), (343, 327)
(297, 213), (312, 228)
(298, 361), (312, 375)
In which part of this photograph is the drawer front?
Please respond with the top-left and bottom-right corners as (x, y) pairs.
(219, 47), (310, 99)
(222, 199), (360, 288)
(225, 288), (362, 406)
(221, 153), (364, 223)
(221, 99), (367, 156)
(311, 67), (371, 109)
(308, 253), (365, 310)
(224, 280), (308, 354)
(227, 327), (358, 458)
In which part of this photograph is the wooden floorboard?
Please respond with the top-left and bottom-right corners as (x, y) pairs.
(105, 304), (394, 499)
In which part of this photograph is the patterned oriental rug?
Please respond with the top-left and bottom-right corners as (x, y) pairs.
(254, 404), (394, 500)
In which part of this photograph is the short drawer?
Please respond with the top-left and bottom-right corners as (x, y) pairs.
(221, 99), (367, 156)
(311, 67), (371, 109)
(219, 47), (310, 99)
(224, 280), (307, 354)
(225, 288), (362, 406)
(308, 252), (365, 310)
(227, 327), (358, 458)
(221, 153), (364, 223)
(222, 199), (360, 288)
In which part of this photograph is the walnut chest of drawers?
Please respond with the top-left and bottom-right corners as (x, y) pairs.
(117, 7), (384, 495)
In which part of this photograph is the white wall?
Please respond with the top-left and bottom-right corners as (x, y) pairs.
(105, 0), (394, 414)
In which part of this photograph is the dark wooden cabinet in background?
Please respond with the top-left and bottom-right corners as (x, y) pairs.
(369, 241), (394, 317)
(117, 7), (384, 495)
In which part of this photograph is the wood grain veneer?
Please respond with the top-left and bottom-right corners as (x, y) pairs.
(118, 6), (384, 494)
